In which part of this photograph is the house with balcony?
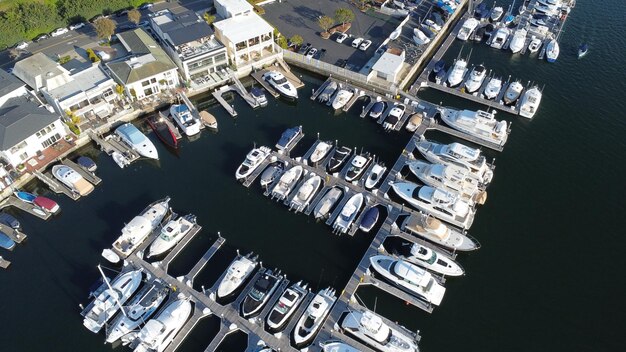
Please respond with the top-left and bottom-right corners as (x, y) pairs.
(215, 0), (253, 19)
(12, 52), (72, 92)
(106, 28), (179, 101)
(150, 10), (228, 81)
(213, 12), (276, 69)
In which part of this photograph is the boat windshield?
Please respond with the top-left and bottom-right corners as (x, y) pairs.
(274, 76), (287, 84)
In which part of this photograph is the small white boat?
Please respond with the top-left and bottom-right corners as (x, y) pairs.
(52, 165), (94, 196)
(483, 77), (502, 100)
(313, 187), (343, 219)
(464, 65), (486, 93)
(384, 237), (465, 276)
(370, 255), (446, 305)
(266, 281), (308, 332)
(292, 287), (337, 346)
(383, 104), (405, 131)
(320, 341), (361, 352)
(147, 215), (196, 257)
(115, 123), (159, 160)
(490, 6), (504, 22)
(416, 139), (493, 184)
(310, 141), (333, 164)
(112, 197), (170, 257)
(490, 27), (510, 49)
(528, 37), (542, 53)
(413, 28), (430, 45)
(405, 113), (423, 132)
(390, 27), (401, 40)
(509, 28), (528, 53)
(345, 154), (372, 182)
(217, 255), (257, 298)
(456, 17), (479, 41)
(369, 101), (386, 119)
(170, 104), (201, 136)
(133, 299), (193, 352)
(333, 193), (364, 234)
(235, 146), (271, 180)
(503, 81), (524, 105)
(263, 71), (298, 99)
(260, 163), (283, 188)
(440, 107), (509, 146)
(407, 160), (484, 202)
(402, 213), (479, 251)
(447, 59), (467, 87)
(101, 249), (120, 264)
(364, 163), (386, 190)
(331, 88), (354, 110)
(289, 175), (322, 212)
(518, 86), (542, 119)
(199, 110), (218, 129)
(545, 39), (560, 63)
(271, 165), (303, 201)
(339, 308), (419, 352)
(112, 151), (130, 168)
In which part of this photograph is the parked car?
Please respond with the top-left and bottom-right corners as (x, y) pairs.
(33, 34), (49, 42)
(317, 48), (327, 59)
(15, 42), (28, 50)
(69, 22), (86, 30)
(5, 67), (13, 74)
(375, 45), (388, 56)
(305, 48), (317, 58)
(115, 8), (132, 17)
(335, 33), (348, 43)
(299, 42), (312, 54)
(138, 20), (150, 27)
(95, 51), (111, 61)
(118, 24), (138, 31)
(359, 40), (372, 51)
(139, 3), (154, 10)
(351, 37), (364, 48)
(89, 14), (106, 23)
(50, 28), (69, 37)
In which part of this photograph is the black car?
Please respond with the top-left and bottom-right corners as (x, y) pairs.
(33, 34), (49, 42)
(298, 42), (312, 54)
(89, 14), (105, 23)
(118, 24), (138, 31)
(139, 3), (154, 10)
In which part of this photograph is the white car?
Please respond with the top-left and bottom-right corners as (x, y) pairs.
(15, 42), (28, 50)
(335, 33), (348, 43)
(50, 28), (69, 37)
(69, 22), (86, 30)
(351, 37), (364, 48)
(305, 48), (317, 58)
(95, 51), (111, 61)
(359, 40), (372, 51)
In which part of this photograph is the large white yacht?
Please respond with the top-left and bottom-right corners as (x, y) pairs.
(483, 77), (502, 100)
(446, 59), (467, 87)
(313, 187), (343, 219)
(289, 175), (322, 212)
(490, 27), (510, 49)
(333, 193), (364, 234)
(113, 197), (170, 256)
(271, 165), (303, 201)
(331, 88), (354, 110)
(519, 86), (542, 118)
(293, 287), (337, 346)
(52, 165), (94, 196)
(217, 255), (257, 298)
(266, 281), (308, 332)
(440, 107), (508, 146)
(339, 308), (419, 352)
(390, 181), (475, 229)
(370, 255), (446, 305)
(133, 299), (193, 352)
(170, 104), (200, 136)
(407, 160), (484, 202)
(457, 17), (479, 41)
(383, 237), (465, 276)
(464, 65), (486, 93)
(147, 215), (196, 257)
(509, 28), (528, 54)
(263, 71), (298, 99)
(83, 269), (143, 333)
(235, 146), (271, 180)
(416, 139), (494, 184)
(115, 123), (159, 160)
(401, 213), (479, 251)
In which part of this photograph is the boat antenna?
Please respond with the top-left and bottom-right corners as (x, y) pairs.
(98, 264), (128, 317)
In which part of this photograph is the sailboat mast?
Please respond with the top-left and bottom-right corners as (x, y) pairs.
(98, 264), (128, 317)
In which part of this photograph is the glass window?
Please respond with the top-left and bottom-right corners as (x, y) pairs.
(150, 78), (157, 83)
(141, 80), (151, 87)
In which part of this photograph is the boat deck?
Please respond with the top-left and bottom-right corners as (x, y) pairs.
(62, 159), (102, 185)
(34, 170), (79, 200)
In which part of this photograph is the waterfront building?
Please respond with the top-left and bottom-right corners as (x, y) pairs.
(214, 0), (254, 19)
(368, 48), (406, 84)
(12, 53), (72, 92)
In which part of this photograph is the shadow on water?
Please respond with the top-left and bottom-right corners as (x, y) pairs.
(168, 232), (219, 278)
(176, 315), (222, 352)
(192, 245), (238, 292)
(215, 330), (248, 352)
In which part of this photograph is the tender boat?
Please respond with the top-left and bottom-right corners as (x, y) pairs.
(490, 27), (510, 49)
(260, 162), (283, 188)
(82, 270), (143, 333)
(320, 341), (361, 352)
(241, 269), (283, 318)
(34, 196), (60, 213)
(483, 77), (502, 99)
(310, 141), (333, 164)
(327, 146), (352, 173)
(147, 214), (196, 257)
(133, 299), (193, 352)
(369, 101), (386, 119)
(473, 2), (489, 19)
(266, 281), (308, 331)
(0, 212), (20, 229)
(503, 81), (524, 105)
(112, 197), (170, 256)
(440, 107), (508, 146)
(407, 160), (484, 202)
(473, 25), (486, 42)
(313, 187), (343, 219)
(424, 19), (441, 33)
(384, 237), (465, 276)
(359, 206), (380, 233)
(518, 86), (542, 119)
(413, 28), (430, 45)
(106, 280), (169, 343)
(433, 60), (445, 73)
(364, 163), (386, 190)
(333, 193), (364, 234)
(115, 123), (159, 160)
(52, 165), (94, 196)
(509, 28), (528, 54)
(317, 81), (338, 103)
(293, 287), (337, 346)
(345, 154), (372, 182)
(263, 71), (298, 99)
(390, 181), (475, 229)
(447, 59), (467, 87)
(405, 113), (423, 132)
(199, 110), (218, 129)
(490, 6), (504, 22)
(112, 151), (130, 168)
(77, 156), (97, 172)
(503, 13), (515, 26)
(217, 255), (258, 299)
(578, 43), (588, 58)
(290, 174), (322, 212)
(170, 104), (200, 137)
(389, 27), (401, 40)
(369, 255), (446, 305)
(235, 146), (271, 180)
(14, 191), (36, 203)
(434, 68), (447, 84)
(464, 64), (486, 93)
(147, 113), (178, 149)
(250, 87), (268, 106)
(271, 165), (303, 201)
(456, 17), (479, 41)
(101, 249), (120, 264)
(416, 139), (494, 184)
(0, 231), (15, 250)
(276, 126), (303, 151)
(545, 38), (560, 63)
(383, 104), (405, 131)
(338, 308), (419, 352)
(331, 88), (354, 110)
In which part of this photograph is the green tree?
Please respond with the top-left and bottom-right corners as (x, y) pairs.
(289, 35), (303, 47)
(127, 9), (141, 25)
(94, 17), (116, 40)
(203, 12), (216, 25)
(334, 8), (355, 26)
(318, 15), (334, 33)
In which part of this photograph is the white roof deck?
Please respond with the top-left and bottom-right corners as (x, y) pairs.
(213, 13), (273, 44)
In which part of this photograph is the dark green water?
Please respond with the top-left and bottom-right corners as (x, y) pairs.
(1, 1), (625, 351)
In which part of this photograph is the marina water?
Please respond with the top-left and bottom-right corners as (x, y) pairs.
(1, 1), (626, 351)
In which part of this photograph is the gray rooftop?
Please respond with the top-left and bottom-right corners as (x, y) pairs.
(0, 96), (61, 150)
(157, 11), (214, 46)
(14, 53), (67, 81)
(0, 70), (25, 98)
(46, 65), (112, 101)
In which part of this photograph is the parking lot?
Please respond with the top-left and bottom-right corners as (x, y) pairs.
(261, 0), (400, 71)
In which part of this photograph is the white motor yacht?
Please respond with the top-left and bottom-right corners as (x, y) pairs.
(390, 181), (475, 229)
(370, 255), (446, 305)
(113, 197), (170, 256)
(293, 287), (337, 346)
(447, 59), (467, 87)
(490, 6), (504, 22)
(331, 88), (354, 110)
(416, 139), (494, 184)
(217, 255), (257, 298)
(519, 86), (542, 119)
(383, 237), (465, 276)
(241, 269), (283, 318)
(483, 77), (502, 100)
(402, 213), (479, 251)
(320, 341), (361, 352)
(383, 104), (405, 131)
(271, 165), (303, 201)
(413, 28), (430, 45)
(339, 308), (419, 352)
(147, 215), (196, 257)
(83, 270), (143, 333)
(289, 175), (322, 212)
(310, 141), (333, 164)
(235, 146), (271, 180)
(333, 193), (364, 234)
(407, 160), (483, 202)
(503, 81), (524, 105)
(457, 17), (479, 41)
(52, 165), (94, 196)
(313, 187), (343, 219)
(263, 71), (298, 99)
(464, 65), (486, 93)
(369, 101), (386, 119)
(440, 107), (509, 146)
(345, 154), (372, 182)
(509, 28), (528, 53)
(260, 163), (283, 188)
(115, 123), (159, 160)
(266, 281), (308, 332)
(528, 37), (542, 53)
(545, 38), (560, 63)
(365, 163), (386, 190)
(490, 27), (510, 49)
(170, 104), (200, 136)
(133, 299), (193, 352)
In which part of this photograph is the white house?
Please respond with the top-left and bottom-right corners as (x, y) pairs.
(368, 49), (405, 83)
(213, 12), (276, 68)
(215, 0), (253, 19)
(106, 29), (179, 101)
(150, 10), (228, 81)
(12, 52), (72, 92)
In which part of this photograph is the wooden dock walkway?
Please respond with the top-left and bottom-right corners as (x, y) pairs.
(186, 236), (226, 282)
(62, 159), (102, 185)
(212, 87), (238, 117)
(0, 196), (51, 220)
(34, 170), (79, 200)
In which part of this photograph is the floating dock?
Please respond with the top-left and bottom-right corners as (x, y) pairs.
(0, 196), (51, 220)
(250, 66), (305, 99)
(0, 256), (10, 269)
(88, 131), (140, 163)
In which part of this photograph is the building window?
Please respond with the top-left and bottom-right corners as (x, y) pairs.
(142, 80), (151, 87)
(41, 133), (61, 148)
(236, 41), (247, 50)
(214, 53), (227, 64)
(144, 88), (154, 96)
(10, 141), (28, 154)
(150, 78), (157, 84)
(19, 152), (28, 161)
(103, 89), (114, 98)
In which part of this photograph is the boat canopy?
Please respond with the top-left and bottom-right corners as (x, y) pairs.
(117, 124), (146, 145)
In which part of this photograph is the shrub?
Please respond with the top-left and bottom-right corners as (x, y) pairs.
(86, 48), (100, 63)
(58, 55), (72, 64)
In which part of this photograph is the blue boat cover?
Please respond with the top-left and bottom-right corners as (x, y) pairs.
(117, 123), (147, 145)
(0, 231), (15, 250)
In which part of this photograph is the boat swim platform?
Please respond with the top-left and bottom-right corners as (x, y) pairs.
(0, 196), (51, 220)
